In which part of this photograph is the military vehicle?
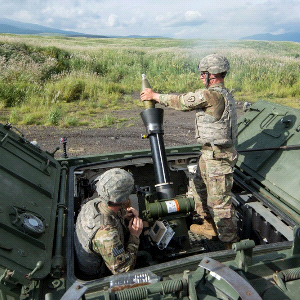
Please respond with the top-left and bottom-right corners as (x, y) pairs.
(1, 97), (300, 300)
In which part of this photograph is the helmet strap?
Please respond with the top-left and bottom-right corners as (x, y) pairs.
(205, 73), (223, 88)
(205, 72), (209, 88)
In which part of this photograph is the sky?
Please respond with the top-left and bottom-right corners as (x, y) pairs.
(1, 0), (300, 39)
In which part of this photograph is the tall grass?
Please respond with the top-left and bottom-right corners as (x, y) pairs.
(1, 34), (300, 126)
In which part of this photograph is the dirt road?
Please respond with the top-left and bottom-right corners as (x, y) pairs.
(17, 102), (245, 159)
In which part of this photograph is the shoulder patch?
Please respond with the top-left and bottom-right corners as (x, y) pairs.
(187, 96), (196, 102)
(112, 244), (125, 257)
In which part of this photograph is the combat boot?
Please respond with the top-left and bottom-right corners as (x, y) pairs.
(190, 219), (218, 240)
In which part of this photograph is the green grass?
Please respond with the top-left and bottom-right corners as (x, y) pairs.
(1, 34), (300, 126)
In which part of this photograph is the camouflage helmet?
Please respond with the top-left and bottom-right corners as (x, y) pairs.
(95, 168), (134, 204)
(198, 54), (230, 75)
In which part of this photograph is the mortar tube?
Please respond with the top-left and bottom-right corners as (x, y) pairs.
(140, 107), (174, 200)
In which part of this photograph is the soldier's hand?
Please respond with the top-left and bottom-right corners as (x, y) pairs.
(125, 207), (138, 221)
(128, 217), (143, 237)
(123, 198), (131, 210)
(140, 88), (160, 103)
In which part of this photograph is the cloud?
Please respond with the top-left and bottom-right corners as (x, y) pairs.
(11, 9), (33, 23)
(106, 14), (119, 27)
(104, 13), (142, 29)
(156, 11), (206, 27)
(0, 0), (300, 39)
(213, 0), (300, 38)
(41, 4), (91, 20)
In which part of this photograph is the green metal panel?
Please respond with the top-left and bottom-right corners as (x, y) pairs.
(236, 100), (300, 216)
(0, 124), (61, 280)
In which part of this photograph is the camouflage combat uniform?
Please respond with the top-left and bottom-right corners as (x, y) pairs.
(92, 201), (140, 274)
(74, 198), (140, 277)
(158, 82), (238, 242)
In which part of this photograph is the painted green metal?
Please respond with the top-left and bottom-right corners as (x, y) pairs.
(2, 100), (300, 299)
(0, 123), (61, 280)
(144, 196), (195, 219)
(236, 100), (300, 209)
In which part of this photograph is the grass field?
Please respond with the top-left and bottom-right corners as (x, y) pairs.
(1, 34), (300, 126)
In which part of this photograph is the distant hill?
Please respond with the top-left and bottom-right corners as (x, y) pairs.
(241, 32), (300, 43)
(0, 18), (164, 39)
(0, 18), (108, 38)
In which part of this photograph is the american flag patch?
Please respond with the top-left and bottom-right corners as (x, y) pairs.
(112, 244), (124, 257)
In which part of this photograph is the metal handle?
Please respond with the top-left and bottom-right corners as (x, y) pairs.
(199, 256), (262, 300)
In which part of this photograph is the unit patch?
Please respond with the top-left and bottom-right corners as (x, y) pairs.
(112, 244), (125, 257)
(187, 96), (196, 102)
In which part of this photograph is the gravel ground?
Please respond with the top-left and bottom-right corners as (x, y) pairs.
(16, 102), (245, 159)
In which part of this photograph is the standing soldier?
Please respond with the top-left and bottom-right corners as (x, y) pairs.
(74, 168), (143, 278)
(140, 54), (238, 249)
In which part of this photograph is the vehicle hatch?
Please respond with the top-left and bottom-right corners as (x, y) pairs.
(0, 124), (61, 280)
(236, 100), (300, 222)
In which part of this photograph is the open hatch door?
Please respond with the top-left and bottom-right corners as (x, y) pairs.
(0, 123), (61, 282)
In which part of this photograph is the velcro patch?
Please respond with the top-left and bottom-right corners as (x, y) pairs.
(112, 244), (125, 257)
(187, 96), (195, 102)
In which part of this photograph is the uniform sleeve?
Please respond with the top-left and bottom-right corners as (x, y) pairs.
(159, 90), (207, 111)
(92, 225), (140, 275)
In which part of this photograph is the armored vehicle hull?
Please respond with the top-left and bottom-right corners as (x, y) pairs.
(1, 100), (300, 299)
